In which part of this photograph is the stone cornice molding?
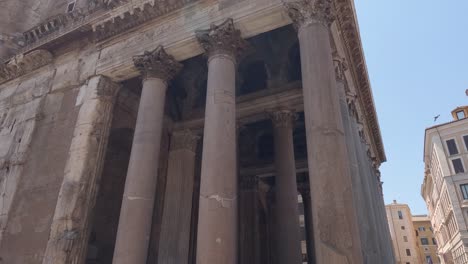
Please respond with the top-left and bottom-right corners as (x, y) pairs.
(195, 18), (249, 62)
(0, 50), (53, 84)
(92, 0), (196, 42)
(133, 46), (182, 81)
(283, 0), (335, 29)
(334, 0), (386, 163)
(268, 109), (297, 128)
(170, 129), (200, 152)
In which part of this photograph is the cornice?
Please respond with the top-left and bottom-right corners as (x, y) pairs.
(334, 0), (386, 163)
(0, 50), (53, 84)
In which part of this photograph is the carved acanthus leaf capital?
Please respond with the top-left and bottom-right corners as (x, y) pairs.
(170, 130), (200, 152)
(283, 0), (335, 29)
(133, 46), (182, 81)
(196, 18), (249, 61)
(268, 109), (297, 128)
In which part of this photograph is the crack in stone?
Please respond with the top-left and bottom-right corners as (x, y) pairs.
(201, 194), (237, 208)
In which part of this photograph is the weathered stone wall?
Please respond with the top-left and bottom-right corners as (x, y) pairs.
(0, 40), (105, 263)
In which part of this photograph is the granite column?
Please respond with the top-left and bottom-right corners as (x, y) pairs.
(284, 0), (364, 262)
(158, 130), (199, 264)
(269, 109), (302, 264)
(112, 46), (182, 264)
(195, 19), (247, 264)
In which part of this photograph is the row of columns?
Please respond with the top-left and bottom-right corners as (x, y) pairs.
(112, 0), (366, 263)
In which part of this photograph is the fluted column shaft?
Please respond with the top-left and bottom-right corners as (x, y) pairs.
(113, 47), (181, 264)
(195, 19), (247, 264)
(270, 110), (302, 264)
(158, 130), (199, 264)
(284, 1), (363, 263)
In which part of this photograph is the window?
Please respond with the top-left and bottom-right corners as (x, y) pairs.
(452, 158), (465, 174)
(406, 249), (411, 256)
(426, 256), (432, 262)
(432, 238), (437, 245)
(418, 227), (426, 231)
(457, 110), (466, 120)
(403, 236), (408, 242)
(421, 238), (429, 245)
(66, 1), (75, 13)
(464, 135), (468, 151)
(460, 184), (468, 199)
(447, 139), (459, 155)
(398, 210), (403, 219)
(415, 230), (419, 236)
(401, 226), (405, 230)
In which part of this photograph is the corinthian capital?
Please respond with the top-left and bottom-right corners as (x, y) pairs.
(283, 0), (335, 29)
(170, 130), (200, 152)
(268, 109), (297, 128)
(195, 18), (249, 61)
(133, 46), (182, 81)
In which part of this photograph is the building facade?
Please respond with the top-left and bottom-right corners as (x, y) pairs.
(422, 106), (468, 264)
(413, 215), (440, 264)
(386, 201), (423, 264)
(0, 0), (394, 263)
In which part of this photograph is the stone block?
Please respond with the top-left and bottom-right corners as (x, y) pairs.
(51, 54), (80, 92)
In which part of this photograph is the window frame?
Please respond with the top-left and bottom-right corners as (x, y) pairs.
(462, 134), (468, 152)
(456, 110), (466, 120)
(446, 138), (460, 156)
(66, 1), (76, 13)
(398, 210), (403, 219)
(406, 248), (411, 256)
(421, 237), (429, 245)
(460, 183), (468, 200)
(450, 157), (465, 174)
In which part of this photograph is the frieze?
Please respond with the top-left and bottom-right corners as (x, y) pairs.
(93, 0), (196, 42)
(0, 50), (53, 84)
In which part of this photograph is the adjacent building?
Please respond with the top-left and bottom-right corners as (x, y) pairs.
(0, 0), (394, 263)
(387, 201), (423, 264)
(413, 215), (440, 263)
(422, 106), (468, 264)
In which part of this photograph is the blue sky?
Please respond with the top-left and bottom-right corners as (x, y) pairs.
(354, 1), (468, 214)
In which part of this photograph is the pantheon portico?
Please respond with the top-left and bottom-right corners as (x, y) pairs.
(0, 0), (394, 263)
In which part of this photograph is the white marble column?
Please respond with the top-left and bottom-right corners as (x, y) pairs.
(269, 109), (303, 264)
(112, 46), (182, 264)
(195, 18), (247, 264)
(158, 130), (199, 264)
(284, 0), (364, 262)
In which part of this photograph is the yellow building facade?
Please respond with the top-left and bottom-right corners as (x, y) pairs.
(413, 215), (440, 263)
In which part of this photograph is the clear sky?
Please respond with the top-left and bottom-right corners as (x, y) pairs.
(354, 1), (468, 214)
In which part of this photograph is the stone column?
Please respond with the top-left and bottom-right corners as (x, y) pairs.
(284, 0), (364, 262)
(158, 130), (200, 264)
(269, 109), (302, 264)
(195, 18), (247, 264)
(112, 46), (182, 264)
(42, 76), (120, 264)
(239, 175), (261, 264)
